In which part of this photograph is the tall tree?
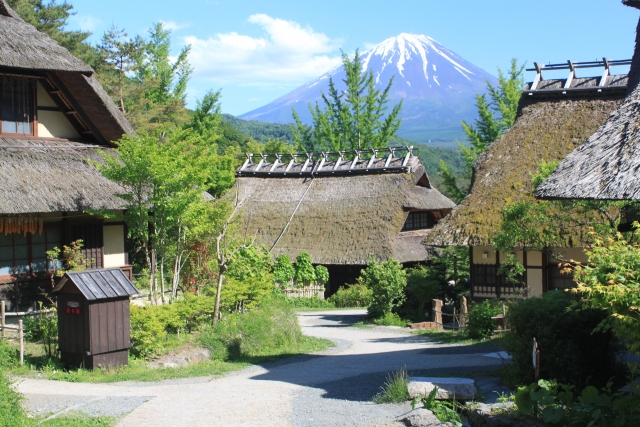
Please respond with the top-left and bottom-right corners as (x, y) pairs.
(97, 26), (145, 114)
(7, 0), (98, 66)
(292, 50), (403, 152)
(439, 59), (525, 202)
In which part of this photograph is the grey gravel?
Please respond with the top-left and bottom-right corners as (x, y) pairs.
(18, 309), (503, 426)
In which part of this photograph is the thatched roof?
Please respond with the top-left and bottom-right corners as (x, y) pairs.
(425, 90), (625, 247)
(236, 153), (454, 265)
(536, 3), (640, 200)
(0, 139), (125, 214)
(0, 0), (92, 73)
(0, 0), (133, 145)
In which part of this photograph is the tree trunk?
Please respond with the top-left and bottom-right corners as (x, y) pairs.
(213, 265), (225, 325)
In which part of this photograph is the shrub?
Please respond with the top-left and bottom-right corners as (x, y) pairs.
(404, 266), (441, 321)
(0, 340), (18, 369)
(273, 254), (295, 285)
(0, 373), (25, 426)
(372, 312), (408, 327)
(199, 299), (306, 359)
(22, 307), (58, 357)
(283, 296), (334, 309)
(130, 305), (168, 358)
(328, 284), (373, 308)
(359, 257), (407, 319)
(467, 299), (502, 340)
(373, 368), (410, 403)
(314, 265), (329, 285)
(294, 252), (316, 283)
(503, 292), (620, 389)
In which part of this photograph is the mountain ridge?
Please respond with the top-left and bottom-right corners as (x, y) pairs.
(238, 33), (497, 144)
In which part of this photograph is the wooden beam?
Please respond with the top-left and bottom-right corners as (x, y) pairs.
(599, 57), (610, 87)
(402, 150), (411, 167)
(269, 155), (280, 172)
(301, 156), (310, 173)
(564, 60), (575, 89)
(350, 152), (359, 170)
(366, 150), (377, 169)
(285, 158), (295, 173)
(530, 62), (544, 90)
(239, 156), (251, 172)
(317, 154), (326, 171)
(384, 150), (394, 168)
(333, 152), (343, 170)
(254, 156), (265, 172)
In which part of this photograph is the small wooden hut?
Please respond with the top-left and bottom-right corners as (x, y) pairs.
(235, 147), (455, 294)
(536, 1), (640, 202)
(425, 60), (629, 299)
(0, 1), (134, 309)
(53, 268), (138, 369)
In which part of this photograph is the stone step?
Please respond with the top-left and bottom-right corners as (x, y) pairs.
(408, 377), (476, 400)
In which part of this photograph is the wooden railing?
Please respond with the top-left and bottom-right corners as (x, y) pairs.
(0, 301), (24, 365)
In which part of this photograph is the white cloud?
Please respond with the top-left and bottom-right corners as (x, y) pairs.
(159, 20), (192, 32)
(185, 14), (342, 87)
(69, 14), (102, 32)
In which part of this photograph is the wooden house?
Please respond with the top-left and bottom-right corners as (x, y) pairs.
(425, 60), (630, 299)
(0, 1), (133, 309)
(537, 1), (640, 204)
(235, 147), (455, 294)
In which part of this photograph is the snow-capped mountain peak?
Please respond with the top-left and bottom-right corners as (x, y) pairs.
(238, 33), (497, 143)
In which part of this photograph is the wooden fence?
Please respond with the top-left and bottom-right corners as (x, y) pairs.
(0, 301), (24, 365)
(282, 286), (325, 299)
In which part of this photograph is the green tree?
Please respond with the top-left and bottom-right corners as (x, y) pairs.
(358, 257), (407, 319)
(440, 59), (525, 199)
(294, 252), (316, 284)
(273, 254), (295, 285)
(292, 50), (402, 152)
(97, 26), (145, 114)
(7, 0), (98, 65)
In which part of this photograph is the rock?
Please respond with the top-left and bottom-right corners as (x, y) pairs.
(409, 322), (437, 330)
(400, 408), (455, 427)
(408, 377), (476, 400)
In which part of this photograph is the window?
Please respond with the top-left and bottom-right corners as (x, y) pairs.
(0, 228), (62, 276)
(1, 75), (34, 136)
(402, 211), (435, 231)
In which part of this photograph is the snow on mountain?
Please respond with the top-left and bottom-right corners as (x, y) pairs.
(238, 33), (498, 144)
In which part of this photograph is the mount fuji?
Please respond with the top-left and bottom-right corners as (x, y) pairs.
(238, 33), (498, 144)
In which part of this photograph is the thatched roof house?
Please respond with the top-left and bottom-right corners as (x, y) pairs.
(236, 147), (455, 292)
(536, 0), (640, 200)
(0, 0), (133, 309)
(424, 61), (628, 299)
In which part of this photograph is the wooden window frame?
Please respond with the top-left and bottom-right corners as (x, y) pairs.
(402, 210), (435, 231)
(0, 75), (37, 137)
(0, 225), (63, 279)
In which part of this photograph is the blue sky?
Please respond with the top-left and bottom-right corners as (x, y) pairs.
(67, 0), (638, 116)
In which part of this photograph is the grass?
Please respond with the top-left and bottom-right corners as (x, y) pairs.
(372, 312), (409, 327)
(373, 368), (410, 403)
(413, 329), (508, 347)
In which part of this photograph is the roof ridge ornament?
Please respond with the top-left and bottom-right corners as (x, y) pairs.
(623, 0), (640, 10)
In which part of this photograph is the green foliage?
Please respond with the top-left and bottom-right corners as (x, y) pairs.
(467, 299), (502, 340)
(0, 373), (26, 426)
(568, 229), (640, 355)
(282, 296), (335, 309)
(404, 265), (441, 321)
(46, 239), (88, 277)
(293, 50), (402, 152)
(502, 292), (618, 388)
(514, 379), (640, 427)
(22, 306), (58, 357)
(359, 257), (407, 319)
(294, 252), (316, 283)
(372, 312), (408, 327)
(314, 265), (329, 285)
(443, 59), (525, 198)
(411, 387), (463, 427)
(373, 368), (410, 403)
(130, 304), (169, 358)
(273, 254), (295, 285)
(221, 114), (296, 144)
(438, 160), (466, 204)
(327, 284), (373, 308)
(0, 340), (18, 369)
(199, 299), (311, 359)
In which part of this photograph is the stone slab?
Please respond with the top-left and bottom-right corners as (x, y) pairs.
(409, 322), (437, 330)
(408, 377), (476, 400)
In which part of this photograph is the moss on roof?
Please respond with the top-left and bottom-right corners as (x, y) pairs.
(425, 95), (623, 247)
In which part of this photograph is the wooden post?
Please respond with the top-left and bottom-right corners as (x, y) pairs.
(1, 300), (5, 339)
(432, 299), (443, 330)
(18, 319), (23, 365)
(459, 296), (468, 329)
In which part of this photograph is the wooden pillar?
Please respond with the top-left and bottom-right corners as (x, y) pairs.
(432, 299), (443, 330)
(459, 296), (468, 329)
(1, 300), (4, 339)
(469, 246), (474, 299)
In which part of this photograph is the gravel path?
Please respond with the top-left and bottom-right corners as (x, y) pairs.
(17, 309), (504, 426)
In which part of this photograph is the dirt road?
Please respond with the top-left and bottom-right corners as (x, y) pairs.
(17, 309), (504, 426)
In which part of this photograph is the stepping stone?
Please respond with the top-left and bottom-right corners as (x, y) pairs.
(408, 377), (476, 400)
